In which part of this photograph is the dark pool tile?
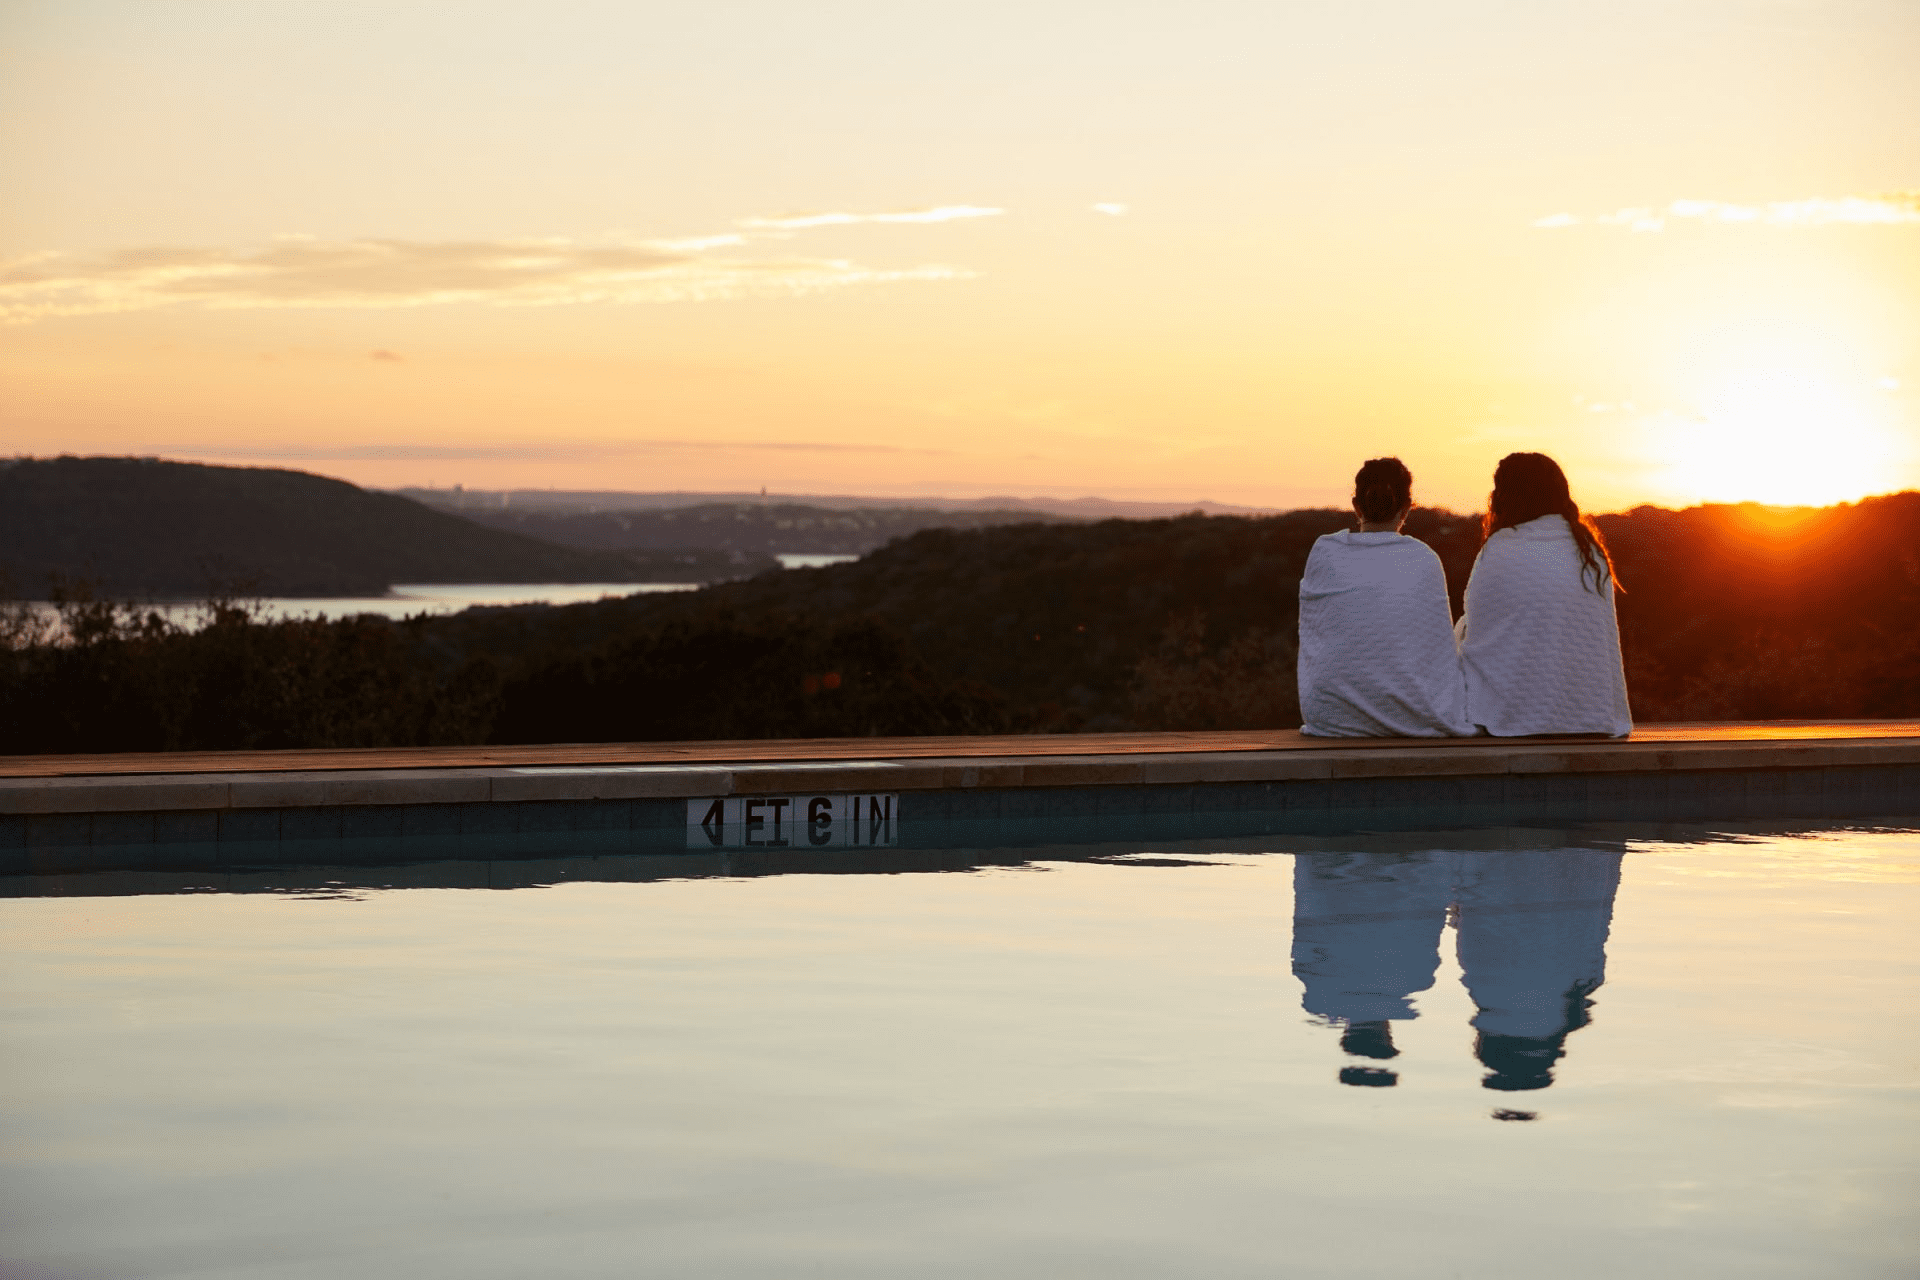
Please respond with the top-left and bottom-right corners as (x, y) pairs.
(448, 832), (524, 862)
(457, 803), (518, 836)
(1137, 785), (1194, 817)
(1584, 774), (1631, 821)
(514, 800), (633, 834)
(1779, 769), (1826, 815)
(1702, 771), (1752, 818)
(401, 805), (463, 838)
(900, 791), (950, 823)
(219, 809), (282, 843)
(212, 840), (293, 869)
(1093, 787), (1148, 818)
(632, 799), (686, 833)
(1624, 772), (1671, 817)
(1043, 788), (1102, 821)
(88, 812), (157, 846)
(567, 827), (646, 856)
(1506, 773), (1585, 814)
(1278, 779), (1332, 813)
(1000, 789), (1053, 822)
(1360, 776), (1448, 812)
(1745, 770), (1791, 816)
(1201, 781), (1256, 813)
(1133, 812), (1198, 843)
(365, 834), (464, 864)
(26, 814), (93, 848)
(280, 808), (342, 841)
(963, 790), (1016, 823)
(1664, 771), (1713, 820)
(1402, 777), (1464, 811)
(341, 806), (407, 839)
(20, 843), (141, 874)
(143, 840), (223, 869)
(1818, 766), (1866, 815)
(154, 811), (219, 844)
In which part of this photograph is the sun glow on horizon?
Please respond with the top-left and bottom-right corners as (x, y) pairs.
(1648, 370), (1909, 508)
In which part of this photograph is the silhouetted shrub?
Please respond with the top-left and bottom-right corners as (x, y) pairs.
(493, 611), (1010, 742)
(0, 589), (499, 754)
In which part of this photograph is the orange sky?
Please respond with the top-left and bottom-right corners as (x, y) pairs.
(3, 0), (1917, 512)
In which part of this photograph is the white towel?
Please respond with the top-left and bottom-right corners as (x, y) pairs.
(1296, 531), (1474, 737)
(1458, 514), (1632, 737)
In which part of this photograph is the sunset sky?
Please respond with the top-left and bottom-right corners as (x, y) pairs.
(3, 0), (1917, 512)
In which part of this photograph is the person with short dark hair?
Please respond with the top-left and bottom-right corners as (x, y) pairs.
(1296, 457), (1473, 737)
(1457, 452), (1632, 737)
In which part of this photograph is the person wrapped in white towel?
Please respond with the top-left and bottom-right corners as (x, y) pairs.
(1457, 452), (1632, 737)
(1297, 458), (1474, 737)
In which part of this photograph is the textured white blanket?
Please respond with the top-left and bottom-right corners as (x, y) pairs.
(1296, 531), (1473, 737)
(1458, 514), (1632, 736)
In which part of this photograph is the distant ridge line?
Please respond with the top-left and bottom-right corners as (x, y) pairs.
(388, 488), (1280, 519)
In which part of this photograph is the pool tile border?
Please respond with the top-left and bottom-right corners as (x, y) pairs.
(1, 736), (1916, 877)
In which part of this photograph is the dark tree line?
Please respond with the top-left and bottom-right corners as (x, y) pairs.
(4, 493), (1914, 754)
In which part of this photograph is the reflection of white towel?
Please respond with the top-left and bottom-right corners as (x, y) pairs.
(1454, 850), (1623, 1038)
(1296, 531), (1473, 737)
(1291, 848), (1625, 1035)
(1457, 515), (1632, 737)
(1291, 852), (1453, 1022)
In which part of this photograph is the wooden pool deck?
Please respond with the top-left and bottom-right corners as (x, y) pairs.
(8, 718), (1920, 778)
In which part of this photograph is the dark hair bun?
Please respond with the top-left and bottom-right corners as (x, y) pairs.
(1354, 457), (1412, 523)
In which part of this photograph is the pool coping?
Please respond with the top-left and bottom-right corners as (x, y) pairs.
(6, 729), (1920, 816)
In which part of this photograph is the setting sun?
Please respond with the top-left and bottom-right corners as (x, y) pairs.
(1650, 371), (1908, 507)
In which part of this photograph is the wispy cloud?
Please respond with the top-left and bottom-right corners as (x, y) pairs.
(737, 206), (1004, 230)
(1091, 203), (1129, 217)
(0, 227), (978, 323)
(1534, 192), (1920, 232)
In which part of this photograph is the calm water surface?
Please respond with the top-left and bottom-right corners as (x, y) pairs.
(2, 827), (1915, 1278)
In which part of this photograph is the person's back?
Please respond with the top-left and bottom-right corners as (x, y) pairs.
(1297, 459), (1472, 738)
(1457, 454), (1631, 737)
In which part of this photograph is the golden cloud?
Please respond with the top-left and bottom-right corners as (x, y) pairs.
(1534, 192), (1920, 232)
(737, 205), (1004, 230)
(0, 233), (972, 323)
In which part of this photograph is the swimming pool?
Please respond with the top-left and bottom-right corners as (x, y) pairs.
(2, 820), (1915, 1278)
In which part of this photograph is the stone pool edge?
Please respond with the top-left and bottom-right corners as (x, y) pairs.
(4, 734), (1918, 878)
(9, 736), (1920, 818)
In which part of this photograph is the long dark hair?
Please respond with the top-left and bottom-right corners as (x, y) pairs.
(1353, 457), (1412, 524)
(1483, 452), (1621, 594)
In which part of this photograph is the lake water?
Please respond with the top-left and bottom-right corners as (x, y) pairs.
(2, 823), (1915, 1278)
(23, 556), (860, 628)
(224, 581), (701, 622)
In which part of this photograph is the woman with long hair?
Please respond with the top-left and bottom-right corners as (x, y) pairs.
(1296, 457), (1473, 737)
(1457, 452), (1631, 736)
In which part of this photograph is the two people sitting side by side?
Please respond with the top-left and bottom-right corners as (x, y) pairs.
(1297, 451), (1632, 739)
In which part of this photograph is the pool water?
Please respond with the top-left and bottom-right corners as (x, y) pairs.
(2, 824), (1916, 1278)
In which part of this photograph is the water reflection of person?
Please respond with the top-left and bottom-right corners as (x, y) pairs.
(1291, 849), (1623, 1099)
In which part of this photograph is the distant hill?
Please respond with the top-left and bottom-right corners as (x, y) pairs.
(5, 491), (1918, 752)
(393, 487), (1271, 520)
(410, 498), (1083, 557)
(0, 457), (774, 598)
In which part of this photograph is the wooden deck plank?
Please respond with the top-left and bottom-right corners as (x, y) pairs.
(4, 720), (1917, 779)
